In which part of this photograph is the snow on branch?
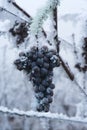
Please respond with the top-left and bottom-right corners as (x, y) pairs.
(30, 0), (60, 35)
(0, 106), (87, 124)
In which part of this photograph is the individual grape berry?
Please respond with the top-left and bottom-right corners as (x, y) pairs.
(19, 52), (26, 57)
(36, 58), (44, 66)
(49, 84), (55, 89)
(31, 46), (38, 53)
(14, 59), (21, 65)
(41, 46), (48, 53)
(32, 54), (37, 61)
(26, 52), (33, 59)
(17, 63), (24, 71)
(34, 86), (39, 93)
(46, 52), (53, 58)
(43, 56), (49, 63)
(46, 76), (52, 84)
(32, 77), (41, 86)
(39, 85), (46, 92)
(40, 68), (48, 77)
(43, 63), (49, 69)
(43, 105), (50, 112)
(47, 95), (53, 103)
(31, 62), (37, 68)
(37, 104), (44, 112)
(48, 71), (53, 76)
(35, 92), (44, 100)
(46, 88), (53, 96)
(37, 51), (44, 58)
(41, 98), (49, 105)
(42, 80), (49, 87)
(32, 66), (40, 73)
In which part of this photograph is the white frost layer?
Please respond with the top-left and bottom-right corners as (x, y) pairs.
(0, 106), (87, 124)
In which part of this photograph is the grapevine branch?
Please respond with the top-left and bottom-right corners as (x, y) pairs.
(0, 7), (28, 23)
(52, 7), (87, 98)
(0, 106), (87, 124)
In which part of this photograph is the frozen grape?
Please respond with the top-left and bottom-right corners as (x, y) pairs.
(14, 45), (60, 112)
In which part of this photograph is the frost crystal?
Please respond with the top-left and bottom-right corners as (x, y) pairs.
(30, 0), (60, 35)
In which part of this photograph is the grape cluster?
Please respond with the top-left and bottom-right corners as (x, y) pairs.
(9, 21), (29, 45)
(75, 37), (87, 72)
(14, 46), (60, 112)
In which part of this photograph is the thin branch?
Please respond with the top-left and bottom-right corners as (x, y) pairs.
(0, 7), (28, 23)
(12, 2), (31, 19)
(0, 106), (87, 124)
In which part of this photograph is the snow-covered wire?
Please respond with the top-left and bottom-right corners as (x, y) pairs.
(0, 106), (87, 124)
(30, 0), (60, 35)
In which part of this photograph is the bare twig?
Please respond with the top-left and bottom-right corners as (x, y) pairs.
(0, 7), (28, 23)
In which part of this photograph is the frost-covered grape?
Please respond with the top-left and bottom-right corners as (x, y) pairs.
(42, 80), (49, 87)
(14, 45), (60, 112)
(41, 46), (48, 53)
(36, 58), (44, 66)
(43, 105), (50, 112)
(46, 88), (53, 96)
(9, 21), (29, 45)
(49, 84), (55, 89)
(43, 63), (49, 69)
(37, 104), (44, 112)
(47, 95), (53, 103)
(35, 92), (44, 100)
(40, 68), (48, 77)
(39, 85), (46, 92)
(41, 98), (49, 104)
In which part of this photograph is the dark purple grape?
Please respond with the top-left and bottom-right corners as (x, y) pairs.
(49, 84), (55, 89)
(33, 78), (41, 86)
(37, 51), (44, 58)
(35, 92), (44, 100)
(46, 88), (53, 96)
(40, 68), (48, 77)
(41, 46), (48, 53)
(47, 95), (53, 103)
(31, 62), (37, 68)
(39, 85), (46, 92)
(34, 86), (39, 93)
(19, 52), (26, 57)
(43, 105), (49, 112)
(46, 76), (52, 83)
(32, 54), (37, 61)
(14, 59), (21, 65)
(37, 104), (44, 112)
(46, 52), (53, 58)
(44, 63), (49, 69)
(43, 56), (49, 63)
(26, 52), (33, 59)
(32, 66), (40, 73)
(41, 98), (49, 104)
(48, 71), (53, 76)
(31, 46), (38, 53)
(17, 63), (24, 71)
(42, 80), (49, 87)
(36, 58), (44, 66)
